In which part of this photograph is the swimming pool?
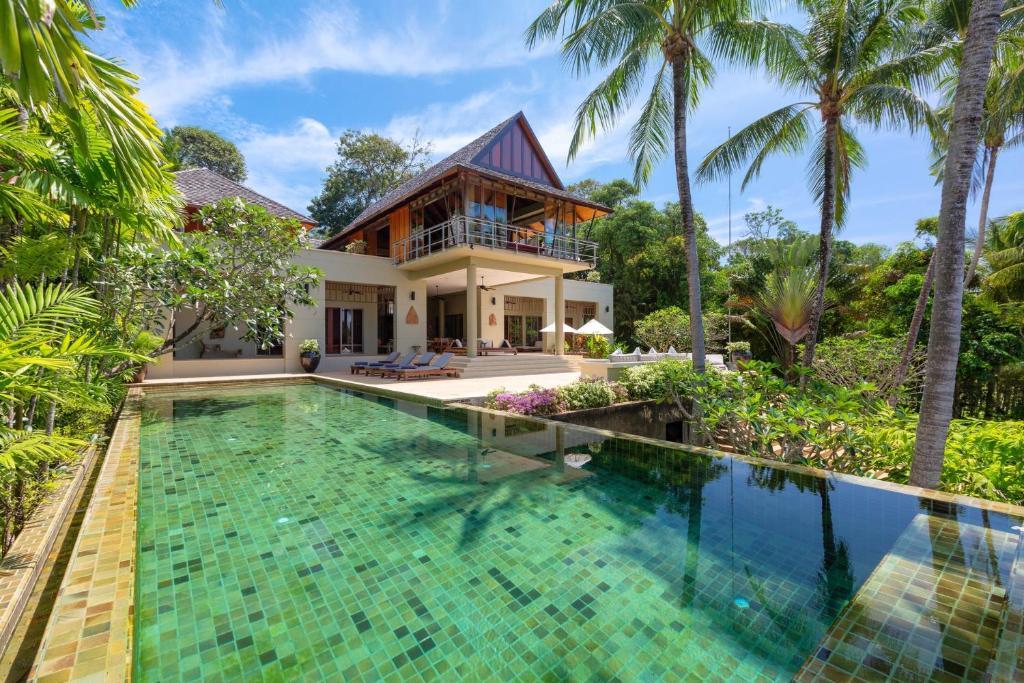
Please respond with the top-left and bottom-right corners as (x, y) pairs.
(134, 381), (1023, 681)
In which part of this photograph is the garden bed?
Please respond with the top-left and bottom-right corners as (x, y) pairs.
(0, 443), (99, 673)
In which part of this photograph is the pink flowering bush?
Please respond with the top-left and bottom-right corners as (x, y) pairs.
(487, 386), (561, 416)
(484, 379), (625, 416)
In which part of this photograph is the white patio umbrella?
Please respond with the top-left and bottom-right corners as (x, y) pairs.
(539, 321), (577, 334)
(576, 319), (613, 335)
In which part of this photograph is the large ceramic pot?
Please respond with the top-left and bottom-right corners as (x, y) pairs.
(300, 351), (321, 373)
(731, 350), (752, 369)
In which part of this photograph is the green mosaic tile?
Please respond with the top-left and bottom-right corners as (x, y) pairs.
(134, 383), (1024, 681)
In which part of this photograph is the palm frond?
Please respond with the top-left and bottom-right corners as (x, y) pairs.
(0, 282), (100, 341)
(628, 62), (671, 186)
(696, 103), (814, 186)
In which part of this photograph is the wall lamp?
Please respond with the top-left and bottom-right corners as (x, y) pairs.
(491, 297), (496, 306)
(410, 291), (416, 301)
(605, 305), (610, 313)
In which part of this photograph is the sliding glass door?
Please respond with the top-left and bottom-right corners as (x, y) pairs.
(325, 308), (364, 354)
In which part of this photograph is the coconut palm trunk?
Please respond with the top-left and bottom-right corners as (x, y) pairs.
(910, 0), (1002, 489)
(802, 116), (839, 377)
(964, 145), (998, 285)
(670, 50), (707, 374)
(889, 250), (935, 406)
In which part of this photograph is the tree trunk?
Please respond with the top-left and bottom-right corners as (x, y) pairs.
(910, 0), (1002, 489)
(888, 250), (936, 406)
(801, 115), (839, 381)
(964, 145), (998, 286)
(670, 51), (706, 374)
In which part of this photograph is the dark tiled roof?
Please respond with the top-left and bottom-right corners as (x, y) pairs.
(319, 112), (609, 249)
(174, 167), (316, 224)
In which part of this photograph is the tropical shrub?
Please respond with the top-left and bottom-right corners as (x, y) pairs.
(485, 379), (626, 415)
(584, 335), (612, 358)
(300, 339), (320, 353)
(556, 379), (619, 411)
(618, 359), (697, 401)
(813, 334), (924, 402)
(634, 307), (689, 351)
(486, 386), (561, 416)
(726, 341), (751, 354)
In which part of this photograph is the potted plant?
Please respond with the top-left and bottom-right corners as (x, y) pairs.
(299, 339), (321, 372)
(726, 341), (752, 367)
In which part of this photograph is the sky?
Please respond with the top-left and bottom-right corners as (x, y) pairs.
(91, 0), (1022, 248)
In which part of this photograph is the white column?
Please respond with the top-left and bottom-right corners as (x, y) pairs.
(467, 264), (478, 358)
(554, 274), (565, 356)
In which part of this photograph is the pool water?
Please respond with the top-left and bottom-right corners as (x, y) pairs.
(135, 383), (1023, 681)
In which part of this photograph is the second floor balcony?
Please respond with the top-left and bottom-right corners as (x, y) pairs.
(391, 217), (598, 269)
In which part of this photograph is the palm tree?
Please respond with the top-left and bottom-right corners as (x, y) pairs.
(889, 217), (939, 405)
(985, 211), (1024, 300)
(910, 0), (1004, 489)
(525, 0), (770, 373)
(696, 0), (935, 376)
(931, 48), (1024, 285)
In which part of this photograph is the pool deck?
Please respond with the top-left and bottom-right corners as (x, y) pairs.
(140, 371), (583, 404)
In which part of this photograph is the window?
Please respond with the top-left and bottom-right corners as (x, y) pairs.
(325, 308), (363, 353)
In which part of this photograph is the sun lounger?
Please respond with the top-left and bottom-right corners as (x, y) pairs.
(364, 351), (418, 376)
(351, 351), (401, 374)
(414, 351), (436, 366)
(389, 352), (458, 381)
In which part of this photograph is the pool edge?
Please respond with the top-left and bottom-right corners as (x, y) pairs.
(29, 389), (142, 683)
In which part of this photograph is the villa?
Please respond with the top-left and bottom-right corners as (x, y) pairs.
(148, 113), (614, 380)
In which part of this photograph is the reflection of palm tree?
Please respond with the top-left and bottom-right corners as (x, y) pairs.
(815, 478), (854, 619)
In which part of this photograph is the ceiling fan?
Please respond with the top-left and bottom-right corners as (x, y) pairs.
(478, 276), (496, 292)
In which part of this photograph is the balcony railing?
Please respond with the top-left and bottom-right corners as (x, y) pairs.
(391, 217), (598, 267)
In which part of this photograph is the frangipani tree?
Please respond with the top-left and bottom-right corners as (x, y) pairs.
(697, 0), (935, 375)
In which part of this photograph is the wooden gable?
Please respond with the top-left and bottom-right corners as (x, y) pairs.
(471, 117), (559, 188)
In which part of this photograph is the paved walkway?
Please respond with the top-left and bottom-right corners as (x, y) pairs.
(141, 371), (582, 403)
(321, 371), (581, 403)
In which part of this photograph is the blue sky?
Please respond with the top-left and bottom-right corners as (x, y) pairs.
(92, 0), (1022, 248)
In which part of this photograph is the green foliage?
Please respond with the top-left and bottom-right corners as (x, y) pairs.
(164, 126), (247, 181)
(309, 131), (431, 235)
(633, 306), (728, 352)
(556, 379), (620, 411)
(813, 334), (923, 403)
(568, 186), (726, 343)
(618, 359), (696, 402)
(299, 339), (320, 354)
(623, 360), (1024, 504)
(634, 307), (689, 352)
(584, 335), (611, 359)
(726, 341), (750, 354)
(100, 198), (322, 355)
(344, 239), (367, 254)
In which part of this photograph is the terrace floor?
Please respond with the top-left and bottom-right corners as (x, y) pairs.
(140, 371), (582, 404)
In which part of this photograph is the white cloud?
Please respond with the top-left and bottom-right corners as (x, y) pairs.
(238, 118), (338, 174)
(124, 2), (553, 124)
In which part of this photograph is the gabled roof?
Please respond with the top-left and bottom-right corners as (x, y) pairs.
(320, 112), (609, 249)
(174, 167), (316, 225)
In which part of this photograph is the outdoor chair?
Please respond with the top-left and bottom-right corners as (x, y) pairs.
(388, 353), (458, 381)
(364, 351), (418, 376)
(414, 352), (436, 366)
(350, 351), (400, 374)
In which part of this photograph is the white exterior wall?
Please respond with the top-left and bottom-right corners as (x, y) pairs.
(145, 249), (613, 379)
(147, 249), (429, 379)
